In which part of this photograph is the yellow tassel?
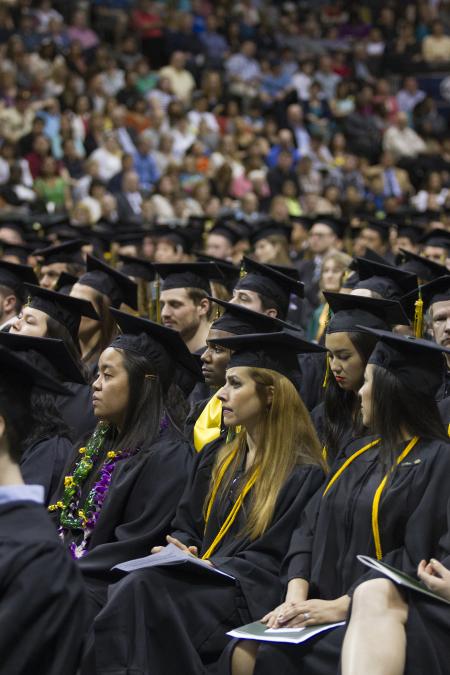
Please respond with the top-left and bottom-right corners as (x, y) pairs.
(239, 261), (247, 278)
(413, 290), (424, 338)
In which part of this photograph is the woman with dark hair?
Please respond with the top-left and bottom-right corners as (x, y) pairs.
(312, 292), (409, 463)
(0, 345), (86, 675)
(81, 331), (327, 675)
(48, 309), (200, 621)
(226, 329), (450, 675)
(70, 254), (138, 379)
(10, 283), (99, 440)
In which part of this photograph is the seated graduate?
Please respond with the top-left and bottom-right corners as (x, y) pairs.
(0, 332), (87, 503)
(312, 292), (410, 464)
(190, 297), (297, 454)
(82, 330), (327, 675)
(349, 257), (418, 301)
(10, 282), (99, 439)
(70, 254), (138, 379)
(48, 309), (201, 620)
(226, 329), (450, 675)
(0, 258), (39, 331)
(0, 345), (86, 675)
(341, 554), (450, 675)
(34, 239), (86, 290)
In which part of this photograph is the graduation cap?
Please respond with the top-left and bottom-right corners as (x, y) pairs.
(234, 256), (304, 318)
(208, 330), (326, 387)
(359, 326), (450, 398)
(0, 241), (34, 264)
(24, 283), (99, 341)
(398, 249), (448, 283)
(154, 225), (202, 255)
(193, 253), (240, 292)
(54, 272), (79, 294)
(0, 260), (39, 299)
(312, 214), (346, 239)
(153, 262), (225, 294)
(0, 344), (70, 396)
(118, 254), (155, 282)
(269, 263), (301, 281)
(401, 275), (450, 318)
(209, 297), (295, 335)
(324, 291), (410, 333)
(249, 220), (292, 246)
(33, 239), (86, 266)
(420, 229), (450, 251)
(207, 221), (243, 247)
(112, 231), (146, 247)
(352, 257), (418, 300)
(110, 308), (203, 391)
(362, 219), (391, 243)
(0, 333), (86, 384)
(396, 220), (424, 245)
(78, 254), (138, 309)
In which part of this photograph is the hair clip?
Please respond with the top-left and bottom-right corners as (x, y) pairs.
(145, 373), (157, 380)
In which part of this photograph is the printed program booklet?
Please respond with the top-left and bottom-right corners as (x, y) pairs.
(227, 621), (345, 644)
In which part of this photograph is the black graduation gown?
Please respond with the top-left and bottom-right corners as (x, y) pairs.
(297, 352), (326, 412)
(54, 381), (97, 442)
(310, 402), (367, 467)
(85, 462), (325, 675)
(438, 396), (450, 428)
(51, 424), (193, 621)
(239, 437), (450, 675)
(21, 434), (74, 504)
(0, 499), (87, 675)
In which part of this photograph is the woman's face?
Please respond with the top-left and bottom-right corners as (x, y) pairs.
(201, 329), (232, 388)
(70, 283), (102, 340)
(325, 331), (366, 392)
(11, 306), (48, 337)
(321, 260), (344, 292)
(359, 363), (374, 427)
(254, 238), (277, 264)
(217, 366), (265, 430)
(92, 347), (130, 427)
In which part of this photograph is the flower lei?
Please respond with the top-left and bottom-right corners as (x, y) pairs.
(48, 415), (170, 559)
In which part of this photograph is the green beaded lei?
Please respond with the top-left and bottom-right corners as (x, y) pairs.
(48, 421), (110, 529)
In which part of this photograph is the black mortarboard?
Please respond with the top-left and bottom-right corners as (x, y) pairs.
(118, 254), (155, 282)
(234, 256), (304, 317)
(33, 239), (86, 266)
(324, 291), (410, 333)
(153, 262), (225, 294)
(420, 229), (450, 251)
(360, 326), (450, 398)
(112, 231), (146, 247)
(154, 225), (202, 254)
(207, 221), (243, 246)
(24, 283), (99, 341)
(78, 254), (138, 309)
(362, 219), (391, 243)
(401, 275), (450, 318)
(396, 221), (424, 245)
(312, 214), (346, 239)
(0, 260), (38, 298)
(209, 297), (294, 335)
(193, 253), (240, 292)
(268, 263), (301, 281)
(0, 344), (70, 396)
(249, 220), (292, 246)
(0, 241), (34, 264)
(398, 249), (448, 283)
(54, 272), (79, 294)
(0, 333), (86, 384)
(208, 330), (326, 387)
(110, 308), (203, 392)
(352, 257), (418, 299)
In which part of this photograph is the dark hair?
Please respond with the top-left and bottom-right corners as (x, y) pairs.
(370, 365), (449, 470)
(259, 292), (284, 319)
(23, 389), (72, 448)
(323, 331), (378, 461)
(186, 287), (214, 320)
(78, 287), (117, 375)
(0, 374), (30, 462)
(45, 315), (90, 382)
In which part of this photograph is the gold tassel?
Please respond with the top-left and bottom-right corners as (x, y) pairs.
(413, 289), (424, 338)
(155, 274), (161, 324)
(239, 261), (247, 278)
(137, 279), (148, 318)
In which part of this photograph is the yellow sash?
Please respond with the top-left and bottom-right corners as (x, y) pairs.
(193, 395), (223, 453)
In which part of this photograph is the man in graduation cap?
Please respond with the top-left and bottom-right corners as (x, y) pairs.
(205, 219), (241, 262)
(34, 239), (86, 290)
(420, 229), (450, 269)
(153, 262), (223, 354)
(154, 224), (202, 264)
(359, 218), (395, 262)
(0, 259), (39, 331)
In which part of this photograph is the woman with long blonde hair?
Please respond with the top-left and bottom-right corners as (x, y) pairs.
(83, 331), (327, 675)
